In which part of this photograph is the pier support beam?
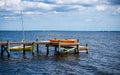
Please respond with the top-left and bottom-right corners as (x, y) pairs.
(36, 38), (39, 54)
(1, 45), (4, 57)
(46, 44), (49, 55)
(7, 40), (10, 57)
(32, 42), (34, 55)
(23, 44), (25, 55)
(76, 39), (79, 54)
(86, 43), (88, 54)
(55, 46), (57, 53)
(58, 40), (60, 54)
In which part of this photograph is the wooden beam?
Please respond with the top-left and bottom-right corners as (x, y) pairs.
(36, 39), (39, 54)
(46, 44), (49, 55)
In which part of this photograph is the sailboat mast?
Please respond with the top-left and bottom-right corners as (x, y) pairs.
(21, 10), (25, 41)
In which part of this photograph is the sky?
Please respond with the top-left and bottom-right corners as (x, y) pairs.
(0, 0), (120, 31)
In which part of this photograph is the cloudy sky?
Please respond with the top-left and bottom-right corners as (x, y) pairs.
(0, 0), (120, 31)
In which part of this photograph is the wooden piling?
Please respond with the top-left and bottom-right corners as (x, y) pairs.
(1, 45), (3, 57)
(74, 48), (77, 54)
(0, 40), (3, 57)
(76, 39), (79, 54)
(86, 43), (88, 54)
(23, 44), (25, 55)
(55, 46), (57, 53)
(58, 40), (60, 54)
(32, 42), (34, 55)
(46, 44), (49, 55)
(36, 38), (39, 54)
(7, 40), (10, 57)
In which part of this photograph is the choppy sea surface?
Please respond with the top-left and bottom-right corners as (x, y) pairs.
(0, 31), (120, 75)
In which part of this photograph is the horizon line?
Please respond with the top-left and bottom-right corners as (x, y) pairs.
(0, 30), (120, 32)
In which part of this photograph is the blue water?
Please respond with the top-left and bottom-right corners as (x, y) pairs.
(0, 31), (120, 75)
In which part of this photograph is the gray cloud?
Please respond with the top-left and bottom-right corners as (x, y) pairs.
(108, 0), (120, 5)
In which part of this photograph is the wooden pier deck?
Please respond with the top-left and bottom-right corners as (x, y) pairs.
(0, 39), (88, 57)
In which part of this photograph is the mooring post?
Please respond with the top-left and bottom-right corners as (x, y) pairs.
(76, 39), (79, 54)
(58, 40), (60, 54)
(23, 43), (25, 55)
(74, 47), (77, 54)
(36, 38), (39, 54)
(1, 40), (3, 57)
(55, 46), (57, 53)
(7, 40), (10, 57)
(32, 42), (34, 55)
(86, 43), (88, 54)
(46, 44), (49, 55)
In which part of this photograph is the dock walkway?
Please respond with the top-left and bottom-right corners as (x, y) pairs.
(0, 39), (88, 57)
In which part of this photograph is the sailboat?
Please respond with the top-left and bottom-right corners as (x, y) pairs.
(8, 11), (34, 53)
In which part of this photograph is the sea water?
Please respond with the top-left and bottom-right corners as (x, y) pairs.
(0, 31), (120, 75)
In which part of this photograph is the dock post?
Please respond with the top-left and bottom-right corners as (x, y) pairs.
(55, 46), (57, 53)
(76, 39), (79, 54)
(74, 48), (77, 54)
(23, 44), (25, 55)
(36, 38), (39, 54)
(1, 44), (4, 57)
(7, 40), (10, 57)
(0, 40), (3, 57)
(32, 42), (34, 55)
(46, 44), (49, 55)
(58, 40), (60, 54)
(86, 43), (88, 54)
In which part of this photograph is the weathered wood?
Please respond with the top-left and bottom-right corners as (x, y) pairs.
(74, 48), (77, 54)
(76, 39), (79, 54)
(23, 44), (25, 55)
(32, 42), (34, 55)
(46, 44), (49, 55)
(1, 45), (4, 57)
(58, 40), (60, 54)
(55, 46), (57, 53)
(7, 40), (10, 57)
(0, 39), (88, 56)
(36, 39), (39, 54)
(86, 43), (88, 53)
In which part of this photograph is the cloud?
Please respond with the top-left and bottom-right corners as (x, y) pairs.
(23, 11), (42, 15)
(22, 1), (55, 10)
(0, 0), (22, 11)
(0, 0), (120, 18)
(95, 5), (107, 11)
(107, 0), (120, 5)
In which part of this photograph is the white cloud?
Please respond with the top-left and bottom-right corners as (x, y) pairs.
(4, 0), (22, 10)
(85, 18), (93, 22)
(95, 5), (107, 11)
(22, 1), (55, 10)
(37, 2), (55, 10)
(0, 0), (120, 17)
(48, 0), (98, 4)
(0, 0), (5, 8)
(23, 11), (42, 15)
(116, 7), (120, 14)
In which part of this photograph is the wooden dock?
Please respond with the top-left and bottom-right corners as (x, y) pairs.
(0, 39), (88, 57)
